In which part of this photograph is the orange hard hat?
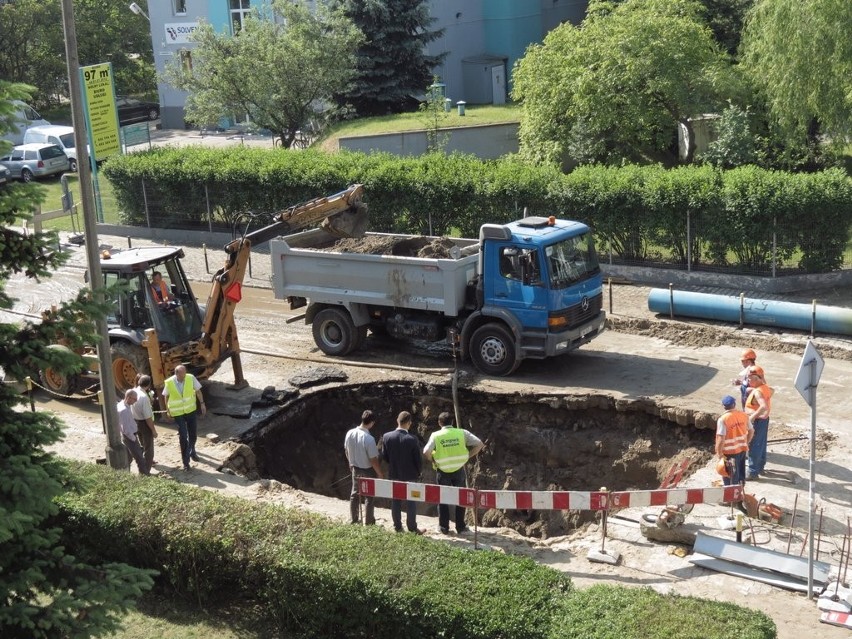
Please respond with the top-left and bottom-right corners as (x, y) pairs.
(716, 458), (729, 477)
(749, 365), (765, 379)
(741, 348), (757, 361)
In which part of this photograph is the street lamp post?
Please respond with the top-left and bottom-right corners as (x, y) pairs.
(129, 2), (150, 21)
(59, 0), (126, 470)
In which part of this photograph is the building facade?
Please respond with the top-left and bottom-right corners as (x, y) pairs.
(145, 0), (588, 130)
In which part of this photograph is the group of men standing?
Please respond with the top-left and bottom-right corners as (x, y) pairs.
(115, 364), (206, 475)
(716, 347), (774, 486)
(344, 410), (483, 535)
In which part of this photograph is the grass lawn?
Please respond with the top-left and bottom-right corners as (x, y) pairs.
(105, 593), (285, 639)
(315, 102), (522, 151)
(18, 172), (121, 232)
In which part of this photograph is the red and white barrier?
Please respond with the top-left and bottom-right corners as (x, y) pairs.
(358, 478), (742, 511)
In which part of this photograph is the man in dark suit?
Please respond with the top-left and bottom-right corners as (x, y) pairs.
(381, 411), (424, 534)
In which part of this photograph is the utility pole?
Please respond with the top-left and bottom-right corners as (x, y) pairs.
(60, 0), (127, 469)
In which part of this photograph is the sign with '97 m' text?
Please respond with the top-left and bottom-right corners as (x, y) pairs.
(80, 63), (120, 161)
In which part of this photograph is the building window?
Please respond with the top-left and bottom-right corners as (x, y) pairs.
(174, 0), (187, 15)
(179, 49), (193, 73)
(230, 0), (250, 32)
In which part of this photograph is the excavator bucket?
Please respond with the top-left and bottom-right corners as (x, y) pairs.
(321, 201), (369, 238)
(276, 184), (369, 239)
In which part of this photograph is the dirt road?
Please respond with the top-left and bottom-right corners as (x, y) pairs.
(8, 233), (852, 639)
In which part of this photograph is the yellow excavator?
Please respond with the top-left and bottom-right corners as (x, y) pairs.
(38, 185), (367, 397)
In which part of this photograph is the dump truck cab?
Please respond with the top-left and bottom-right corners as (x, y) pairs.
(463, 216), (606, 374)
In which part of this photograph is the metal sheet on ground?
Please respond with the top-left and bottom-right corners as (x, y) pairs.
(689, 554), (817, 593)
(694, 531), (831, 584)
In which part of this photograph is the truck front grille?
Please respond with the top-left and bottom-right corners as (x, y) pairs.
(552, 293), (603, 330)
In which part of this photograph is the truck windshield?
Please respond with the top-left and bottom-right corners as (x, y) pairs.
(545, 233), (600, 289)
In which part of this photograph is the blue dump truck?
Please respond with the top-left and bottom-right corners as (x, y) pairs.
(271, 215), (606, 376)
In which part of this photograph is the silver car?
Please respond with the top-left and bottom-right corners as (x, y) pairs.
(0, 164), (9, 186)
(0, 143), (70, 182)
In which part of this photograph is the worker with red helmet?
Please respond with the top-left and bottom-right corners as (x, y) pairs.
(716, 395), (753, 486)
(745, 366), (773, 479)
(732, 348), (757, 408)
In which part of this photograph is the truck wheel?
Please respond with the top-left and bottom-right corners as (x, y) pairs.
(312, 308), (357, 356)
(111, 342), (150, 397)
(470, 323), (519, 376)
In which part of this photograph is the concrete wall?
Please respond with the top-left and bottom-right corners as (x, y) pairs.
(338, 122), (519, 158)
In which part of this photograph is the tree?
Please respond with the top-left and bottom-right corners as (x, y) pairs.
(75, 0), (157, 96)
(0, 0), (156, 107)
(0, 81), (154, 638)
(164, 1), (362, 148)
(513, 0), (740, 166)
(587, 0), (755, 56)
(330, 0), (445, 116)
(419, 77), (449, 152)
(741, 0), (852, 153)
(0, 0), (65, 107)
(698, 103), (762, 168)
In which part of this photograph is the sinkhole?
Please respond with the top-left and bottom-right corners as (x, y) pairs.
(236, 382), (713, 538)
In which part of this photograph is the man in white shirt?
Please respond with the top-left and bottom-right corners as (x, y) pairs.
(343, 410), (384, 525)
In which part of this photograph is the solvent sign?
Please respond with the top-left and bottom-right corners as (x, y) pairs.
(164, 22), (199, 44)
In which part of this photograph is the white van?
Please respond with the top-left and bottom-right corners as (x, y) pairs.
(1, 101), (50, 146)
(23, 125), (83, 172)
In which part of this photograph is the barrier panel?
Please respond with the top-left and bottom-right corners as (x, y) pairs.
(359, 478), (743, 511)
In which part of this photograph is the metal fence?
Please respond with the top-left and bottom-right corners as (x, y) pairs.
(121, 178), (852, 278)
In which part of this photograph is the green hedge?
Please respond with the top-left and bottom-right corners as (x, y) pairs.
(56, 462), (568, 639)
(102, 149), (852, 273)
(55, 463), (776, 639)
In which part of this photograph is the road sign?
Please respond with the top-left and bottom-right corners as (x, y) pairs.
(794, 341), (825, 406)
(80, 62), (120, 161)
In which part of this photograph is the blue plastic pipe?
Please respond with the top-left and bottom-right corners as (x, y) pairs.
(647, 288), (852, 336)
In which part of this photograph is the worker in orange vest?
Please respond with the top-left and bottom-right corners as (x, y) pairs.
(716, 395), (754, 486)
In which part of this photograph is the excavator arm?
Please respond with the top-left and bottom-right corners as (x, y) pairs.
(192, 184), (367, 387)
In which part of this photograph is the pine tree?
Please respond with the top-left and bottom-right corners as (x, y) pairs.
(332, 0), (445, 116)
(0, 81), (154, 638)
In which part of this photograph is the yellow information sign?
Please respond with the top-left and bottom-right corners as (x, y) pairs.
(81, 63), (120, 160)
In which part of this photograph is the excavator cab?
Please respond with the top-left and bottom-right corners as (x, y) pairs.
(101, 246), (204, 393)
(139, 264), (204, 345)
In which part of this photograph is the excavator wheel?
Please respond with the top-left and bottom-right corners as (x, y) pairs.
(111, 342), (151, 398)
(39, 344), (83, 397)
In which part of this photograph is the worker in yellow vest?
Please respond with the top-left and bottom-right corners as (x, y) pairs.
(423, 412), (484, 535)
(161, 364), (206, 471)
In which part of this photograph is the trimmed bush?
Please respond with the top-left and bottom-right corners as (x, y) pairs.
(56, 462), (568, 639)
(549, 584), (776, 639)
(54, 462), (777, 639)
(101, 148), (852, 272)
